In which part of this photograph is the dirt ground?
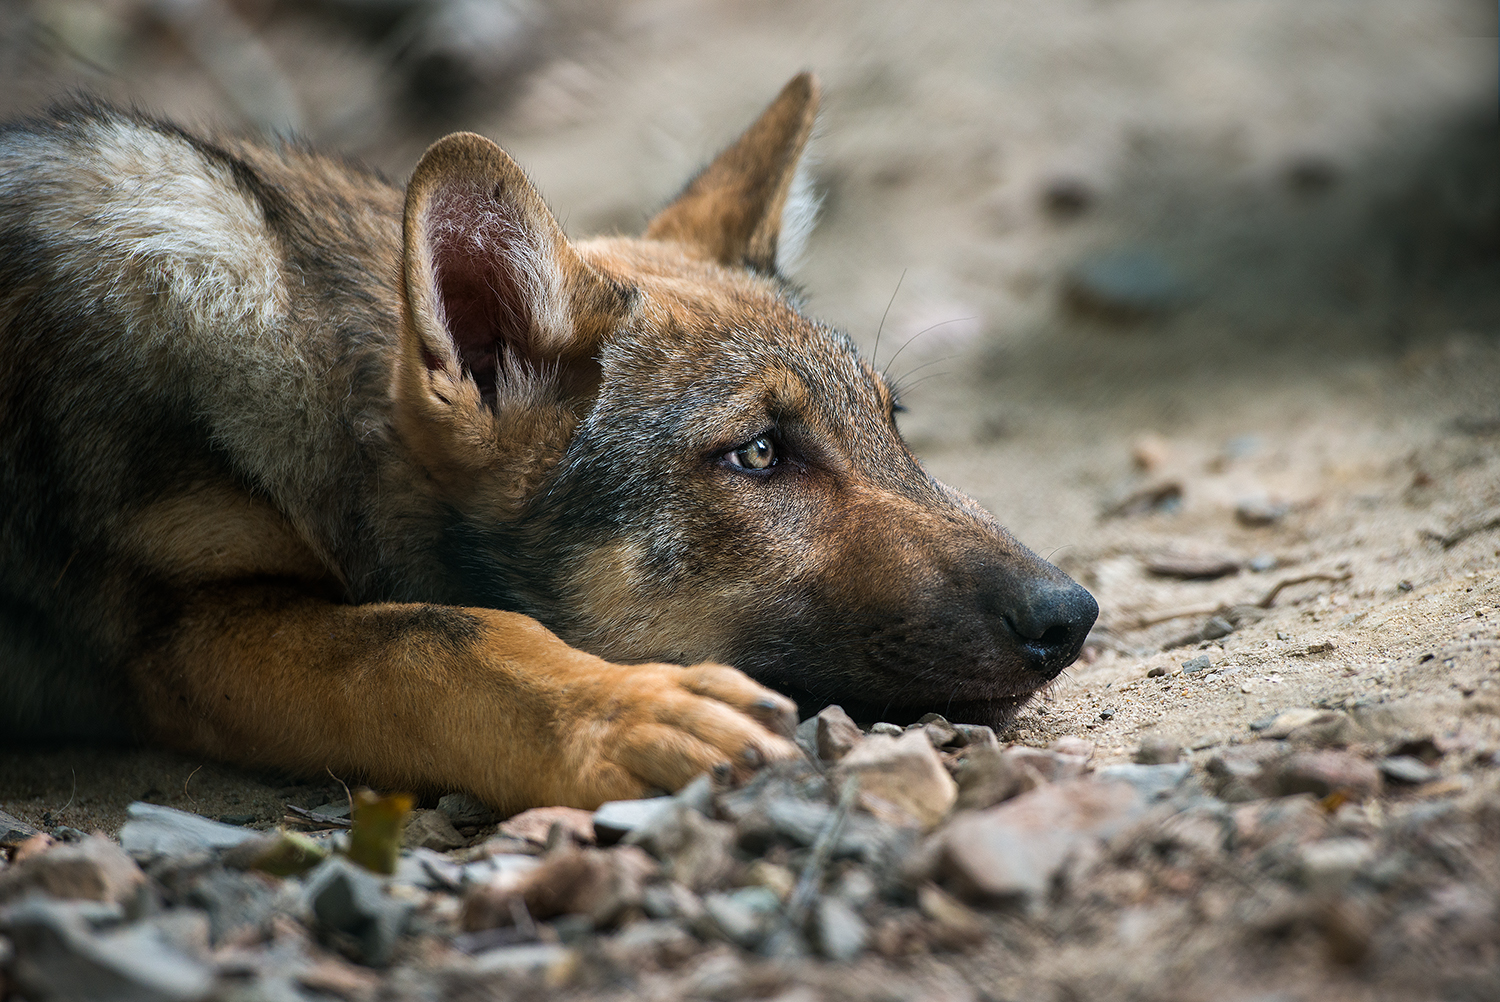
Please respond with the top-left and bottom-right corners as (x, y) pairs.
(2, 0), (1498, 998)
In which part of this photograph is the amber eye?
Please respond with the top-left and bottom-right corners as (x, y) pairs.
(729, 436), (776, 470)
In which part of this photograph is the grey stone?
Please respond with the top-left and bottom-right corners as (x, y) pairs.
(918, 713), (961, 749)
(118, 802), (258, 861)
(1181, 655), (1214, 674)
(952, 724), (1001, 751)
(1094, 762), (1192, 800)
(459, 852), (540, 888)
(185, 868), (277, 946)
(938, 779), (1146, 906)
(626, 803), (737, 892)
(1379, 755), (1438, 785)
(833, 730), (957, 828)
(592, 796), (675, 846)
(0, 809), (40, 849)
(1236, 498), (1290, 527)
(702, 890), (773, 948)
(1064, 247), (1188, 320)
(393, 848), (463, 890)
(1273, 751), (1382, 801)
(954, 745), (1027, 811)
(674, 773), (716, 816)
(0, 834), (146, 906)
(403, 809), (465, 851)
(795, 715), (820, 761)
(305, 857), (412, 967)
(437, 793), (499, 827)
(2, 896), (213, 1002)
(812, 896), (867, 960)
(641, 881), (704, 922)
(1134, 737), (1183, 765)
(815, 705), (864, 763)
(468, 941), (570, 977)
(869, 722), (904, 737)
(1297, 838), (1377, 891)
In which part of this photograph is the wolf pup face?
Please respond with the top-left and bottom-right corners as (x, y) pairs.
(393, 74), (1098, 728)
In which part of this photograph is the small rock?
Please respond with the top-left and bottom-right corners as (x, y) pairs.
(1293, 639), (1337, 657)
(626, 804), (737, 892)
(833, 730), (958, 829)
(1236, 497), (1290, 527)
(702, 888), (777, 949)
(1199, 616), (1236, 640)
(954, 745), (1027, 811)
(937, 779), (1146, 906)
(832, 868), (878, 908)
(0, 810), (41, 849)
(1145, 555), (1242, 580)
(1379, 755), (1438, 785)
(2, 897), (213, 1002)
(592, 797), (674, 846)
(869, 722), (904, 737)
(918, 713), (961, 749)
(1297, 838), (1376, 891)
(1181, 655), (1214, 674)
(741, 859), (796, 901)
(1003, 745), (1089, 784)
(0, 835), (145, 906)
(184, 868), (278, 946)
(812, 896), (868, 960)
(497, 806), (596, 847)
(603, 919), (698, 967)
(1231, 796), (1331, 852)
(815, 705), (864, 764)
(1255, 707), (1327, 738)
(404, 809), (466, 851)
(1134, 737), (1182, 765)
(464, 844), (656, 931)
(1041, 176), (1093, 218)
(794, 715), (820, 761)
(306, 857), (412, 967)
(468, 941), (573, 977)
(1064, 247), (1188, 321)
(641, 881), (704, 922)
(118, 802), (258, 861)
(916, 883), (987, 949)
(1093, 762), (1192, 801)
(1146, 665), (1171, 678)
(952, 724), (1000, 751)
(1272, 751), (1382, 801)
(437, 793), (500, 827)
(1050, 736), (1094, 759)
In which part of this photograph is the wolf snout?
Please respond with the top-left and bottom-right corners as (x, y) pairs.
(997, 578), (1099, 679)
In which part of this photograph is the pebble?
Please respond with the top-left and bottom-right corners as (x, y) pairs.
(812, 895), (868, 960)
(437, 793), (500, 827)
(306, 856), (412, 966)
(2, 896), (214, 1002)
(118, 802), (258, 860)
(1063, 247), (1188, 321)
(1182, 655), (1214, 674)
(954, 745), (1027, 811)
(0, 809), (41, 849)
(833, 730), (958, 829)
(937, 779), (1146, 906)
(1145, 554), (1242, 580)
(404, 808), (466, 851)
(467, 941), (572, 977)
(0, 834), (145, 906)
(815, 705), (864, 764)
(1297, 838), (1376, 891)
(497, 806), (596, 847)
(592, 796), (675, 846)
(1093, 762), (1193, 801)
(1235, 497), (1290, 527)
(626, 804), (737, 892)
(1273, 751), (1383, 801)
(1134, 738), (1183, 765)
(1379, 755), (1438, 785)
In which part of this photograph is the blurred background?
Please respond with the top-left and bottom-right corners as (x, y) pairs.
(1, 0), (1497, 604)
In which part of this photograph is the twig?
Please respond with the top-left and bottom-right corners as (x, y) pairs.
(183, 764), (203, 804)
(1119, 570), (1352, 631)
(284, 804), (354, 830)
(1422, 506), (1500, 549)
(1253, 571), (1351, 608)
(786, 775), (859, 925)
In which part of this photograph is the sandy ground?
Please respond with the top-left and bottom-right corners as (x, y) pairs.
(1, 0), (1498, 995)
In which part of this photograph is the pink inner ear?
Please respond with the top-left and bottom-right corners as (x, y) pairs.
(425, 184), (539, 395)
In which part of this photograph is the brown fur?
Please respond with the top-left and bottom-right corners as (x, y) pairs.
(0, 75), (1096, 811)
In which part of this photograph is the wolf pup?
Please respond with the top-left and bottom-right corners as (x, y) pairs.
(0, 75), (1097, 812)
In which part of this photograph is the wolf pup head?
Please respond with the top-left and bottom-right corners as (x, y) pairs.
(392, 74), (1098, 728)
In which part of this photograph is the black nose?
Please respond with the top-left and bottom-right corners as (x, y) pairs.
(1004, 580), (1099, 678)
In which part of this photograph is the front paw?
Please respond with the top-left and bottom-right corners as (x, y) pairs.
(554, 661), (800, 808)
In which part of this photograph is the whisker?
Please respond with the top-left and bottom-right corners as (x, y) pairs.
(872, 269), (906, 368)
(881, 316), (977, 379)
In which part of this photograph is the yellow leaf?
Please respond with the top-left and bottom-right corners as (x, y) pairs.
(346, 789), (413, 875)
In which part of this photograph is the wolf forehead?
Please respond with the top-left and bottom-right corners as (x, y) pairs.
(576, 247), (896, 443)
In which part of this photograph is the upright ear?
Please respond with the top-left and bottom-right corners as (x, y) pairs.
(645, 72), (820, 275)
(398, 132), (633, 411)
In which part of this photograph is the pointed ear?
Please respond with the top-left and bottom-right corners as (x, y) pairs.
(645, 72), (820, 275)
(398, 132), (633, 409)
